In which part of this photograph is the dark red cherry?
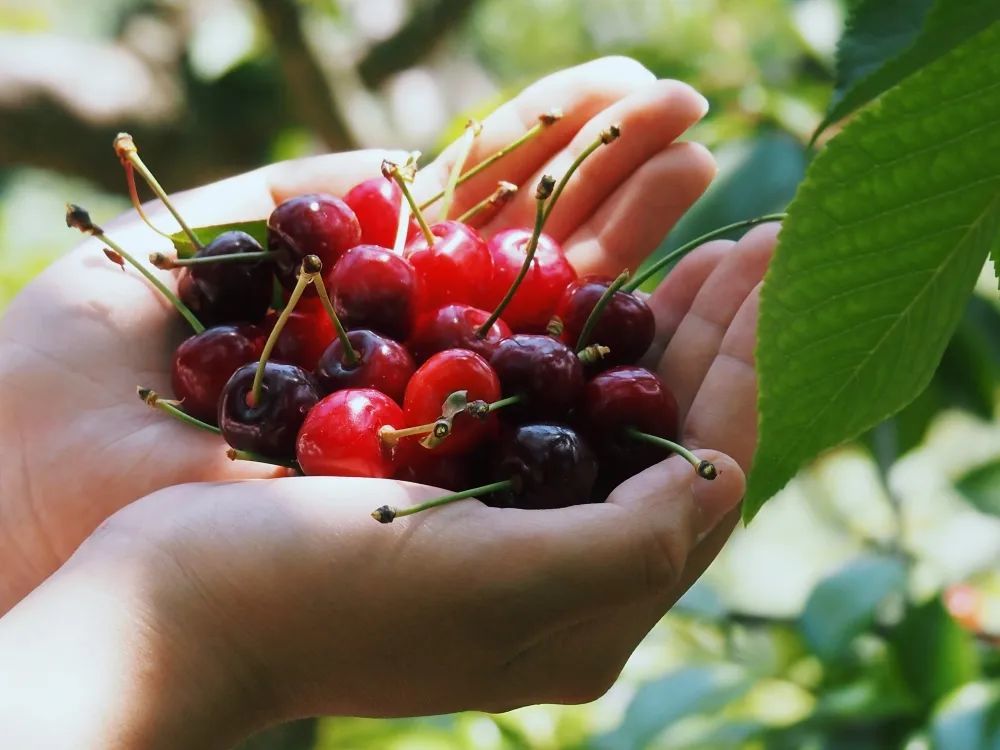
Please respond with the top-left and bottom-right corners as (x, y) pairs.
(315, 329), (415, 404)
(393, 447), (473, 492)
(489, 334), (583, 419)
(404, 221), (492, 311)
(171, 324), (263, 424)
(581, 366), (679, 477)
(554, 276), (655, 368)
(482, 229), (577, 333)
(219, 362), (319, 458)
(403, 349), (501, 456)
(487, 423), (597, 509)
(267, 193), (361, 291)
(264, 298), (335, 371)
(297, 388), (404, 478)
(407, 303), (511, 363)
(343, 178), (419, 249)
(327, 245), (419, 341)
(177, 231), (273, 325)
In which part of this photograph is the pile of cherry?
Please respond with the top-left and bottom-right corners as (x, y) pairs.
(68, 123), (720, 523)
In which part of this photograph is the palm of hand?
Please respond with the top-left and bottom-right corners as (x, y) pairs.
(0, 58), (771, 612)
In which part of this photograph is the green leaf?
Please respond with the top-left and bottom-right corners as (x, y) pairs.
(169, 220), (267, 258)
(592, 666), (752, 750)
(745, 25), (1000, 520)
(956, 459), (1000, 516)
(799, 555), (906, 661)
(815, 1), (1000, 138)
(929, 682), (1000, 750)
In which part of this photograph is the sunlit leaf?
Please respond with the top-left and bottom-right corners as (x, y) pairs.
(169, 220), (267, 258)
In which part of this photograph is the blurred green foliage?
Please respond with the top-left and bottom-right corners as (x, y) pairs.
(1, 1), (997, 748)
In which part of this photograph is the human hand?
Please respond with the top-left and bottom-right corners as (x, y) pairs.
(0, 56), (717, 611)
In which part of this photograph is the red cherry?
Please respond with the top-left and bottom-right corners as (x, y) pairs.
(407, 303), (511, 363)
(267, 193), (361, 291)
(327, 245), (419, 341)
(482, 229), (576, 333)
(404, 221), (492, 311)
(581, 366), (679, 478)
(554, 276), (655, 367)
(171, 324), (263, 424)
(403, 349), (501, 456)
(315, 329), (415, 404)
(264, 298), (335, 371)
(489, 334), (583, 419)
(343, 177), (419, 249)
(297, 388), (404, 478)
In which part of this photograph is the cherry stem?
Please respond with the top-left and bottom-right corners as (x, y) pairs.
(577, 344), (611, 364)
(576, 269), (630, 352)
(456, 181), (518, 224)
(149, 250), (274, 270)
(378, 421), (448, 448)
(311, 275), (360, 367)
(624, 428), (718, 480)
(120, 160), (174, 242)
(419, 109), (563, 210)
(623, 213), (787, 293)
(113, 133), (203, 250)
(391, 179), (412, 255)
(66, 204), (205, 334)
(542, 124), (620, 225)
(384, 157), (434, 247)
(372, 479), (514, 524)
(440, 119), (482, 220)
(137, 387), (220, 434)
(227, 448), (300, 471)
(476, 175), (556, 337)
(251, 256), (320, 406)
(467, 394), (521, 419)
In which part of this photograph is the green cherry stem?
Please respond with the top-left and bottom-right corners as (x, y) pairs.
(542, 124), (621, 225)
(475, 175), (556, 337)
(466, 394), (522, 419)
(66, 204), (205, 334)
(227, 448), (300, 471)
(119, 159), (175, 242)
(576, 269), (630, 352)
(623, 213), (787, 293)
(624, 427), (718, 480)
(419, 109), (563, 211)
(311, 274), (360, 367)
(372, 479), (515, 524)
(113, 133), (203, 251)
(137, 387), (220, 434)
(250, 256), (319, 406)
(440, 119), (482, 220)
(456, 181), (518, 224)
(384, 157), (435, 247)
(149, 250), (274, 270)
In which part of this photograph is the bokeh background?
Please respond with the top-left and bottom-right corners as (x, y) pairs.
(1, 1), (998, 747)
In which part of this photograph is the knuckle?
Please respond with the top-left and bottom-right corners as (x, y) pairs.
(640, 522), (685, 595)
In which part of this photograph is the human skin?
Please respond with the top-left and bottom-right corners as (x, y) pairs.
(0, 56), (778, 746)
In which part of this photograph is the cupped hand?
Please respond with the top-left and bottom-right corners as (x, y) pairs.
(0, 56), (730, 612)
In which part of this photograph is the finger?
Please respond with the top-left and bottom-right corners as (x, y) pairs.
(483, 79), (709, 239)
(564, 141), (717, 277)
(659, 222), (778, 423)
(640, 239), (732, 368)
(417, 56), (655, 219)
(683, 285), (762, 470)
(265, 149), (409, 204)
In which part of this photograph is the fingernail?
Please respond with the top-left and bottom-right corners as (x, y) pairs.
(695, 92), (710, 118)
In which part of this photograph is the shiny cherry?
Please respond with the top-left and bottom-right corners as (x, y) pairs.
(297, 388), (404, 478)
(343, 177), (419, 249)
(219, 362), (319, 458)
(407, 303), (511, 363)
(403, 349), (501, 456)
(315, 329), (415, 404)
(404, 221), (492, 311)
(489, 334), (583, 419)
(487, 423), (597, 509)
(327, 245), (419, 341)
(554, 276), (655, 367)
(267, 193), (361, 291)
(481, 229), (576, 333)
(264, 298), (335, 371)
(581, 366), (679, 477)
(171, 324), (263, 424)
(177, 231), (273, 325)
(393, 447), (473, 492)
